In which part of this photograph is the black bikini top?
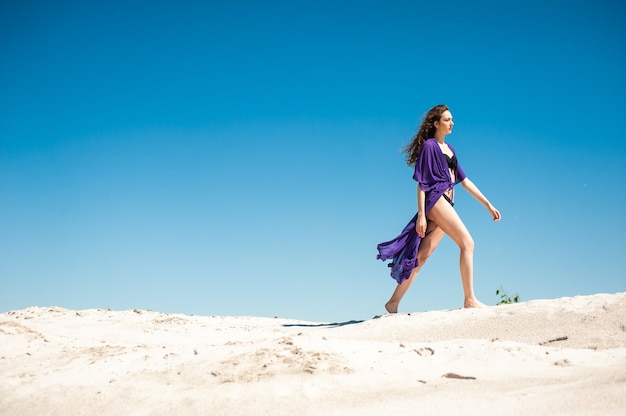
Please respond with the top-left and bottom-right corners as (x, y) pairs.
(444, 154), (457, 171)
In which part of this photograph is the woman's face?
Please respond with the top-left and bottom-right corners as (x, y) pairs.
(434, 110), (454, 136)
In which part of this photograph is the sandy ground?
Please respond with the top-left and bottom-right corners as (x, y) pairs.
(1, 292), (625, 415)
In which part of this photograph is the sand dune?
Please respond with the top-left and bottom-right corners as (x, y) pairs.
(1, 292), (625, 415)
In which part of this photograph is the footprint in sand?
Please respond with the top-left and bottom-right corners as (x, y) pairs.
(212, 336), (352, 383)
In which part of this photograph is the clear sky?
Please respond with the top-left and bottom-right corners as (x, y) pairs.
(1, 0), (625, 322)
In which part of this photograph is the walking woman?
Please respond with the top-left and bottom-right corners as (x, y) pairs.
(376, 104), (501, 313)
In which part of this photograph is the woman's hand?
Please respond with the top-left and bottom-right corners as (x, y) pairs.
(487, 204), (501, 222)
(416, 212), (428, 237)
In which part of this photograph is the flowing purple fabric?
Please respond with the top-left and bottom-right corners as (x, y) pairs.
(376, 138), (467, 284)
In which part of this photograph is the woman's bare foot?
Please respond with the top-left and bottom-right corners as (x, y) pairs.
(464, 298), (487, 308)
(385, 301), (398, 314)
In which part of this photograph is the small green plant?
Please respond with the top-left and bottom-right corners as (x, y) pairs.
(496, 287), (520, 305)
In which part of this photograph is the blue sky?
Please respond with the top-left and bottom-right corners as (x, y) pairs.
(1, 0), (625, 322)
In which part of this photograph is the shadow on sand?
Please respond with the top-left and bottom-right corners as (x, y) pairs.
(282, 316), (382, 328)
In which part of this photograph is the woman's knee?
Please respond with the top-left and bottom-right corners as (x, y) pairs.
(417, 249), (433, 265)
(459, 235), (474, 252)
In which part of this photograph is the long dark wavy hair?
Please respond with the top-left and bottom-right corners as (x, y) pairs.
(403, 104), (449, 165)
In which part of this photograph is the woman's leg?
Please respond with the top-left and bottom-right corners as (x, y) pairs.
(426, 196), (486, 308)
(385, 221), (445, 313)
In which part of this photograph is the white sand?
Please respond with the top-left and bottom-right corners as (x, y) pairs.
(1, 292), (625, 416)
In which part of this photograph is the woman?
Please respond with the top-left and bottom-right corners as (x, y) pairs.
(377, 104), (501, 313)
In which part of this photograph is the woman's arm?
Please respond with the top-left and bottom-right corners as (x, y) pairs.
(460, 178), (501, 221)
(416, 185), (427, 236)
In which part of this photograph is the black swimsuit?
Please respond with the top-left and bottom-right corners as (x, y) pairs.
(444, 154), (457, 171)
(443, 154), (457, 206)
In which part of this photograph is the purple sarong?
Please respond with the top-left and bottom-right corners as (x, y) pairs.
(376, 213), (420, 284)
